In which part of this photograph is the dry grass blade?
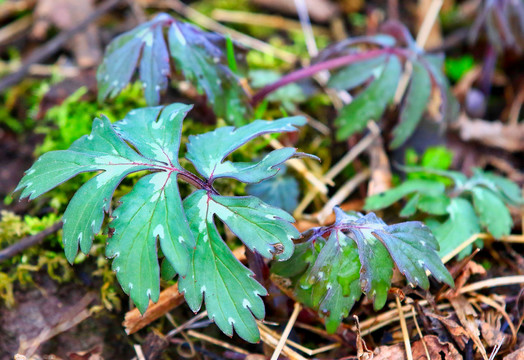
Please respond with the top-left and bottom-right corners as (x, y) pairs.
(211, 9), (330, 36)
(166, 310), (208, 338)
(294, 125), (379, 217)
(186, 330), (250, 355)
(411, 306), (430, 359)
(258, 323), (308, 360)
(395, 295), (414, 360)
(317, 169), (371, 223)
(459, 276), (524, 294)
(271, 302), (302, 360)
(472, 294), (517, 347)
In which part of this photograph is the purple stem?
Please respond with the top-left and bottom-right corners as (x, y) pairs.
(251, 48), (409, 105)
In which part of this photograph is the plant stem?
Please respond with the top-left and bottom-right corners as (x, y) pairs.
(251, 48), (409, 105)
(178, 171), (219, 195)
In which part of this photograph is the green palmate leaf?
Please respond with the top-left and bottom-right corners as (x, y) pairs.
(272, 207), (453, 332)
(364, 179), (445, 211)
(16, 102), (307, 342)
(179, 190), (299, 342)
(390, 60), (432, 148)
(335, 55), (401, 140)
(16, 104), (194, 312)
(186, 116), (306, 183)
(245, 165), (299, 213)
(470, 187), (512, 238)
(431, 198), (481, 259)
(97, 13), (251, 124)
(327, 55), (387, 90)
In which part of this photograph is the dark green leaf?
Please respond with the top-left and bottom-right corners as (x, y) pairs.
(16, 104), (195, 311)
(168, 21), (251, 124)
(97, 14), (172, 105)
(390, 60), (432, 148)
(180, 190), (299, 342)
(335, 55), (402, 140)
(97, 13), (251, 124)
(245, 165), (299, 213)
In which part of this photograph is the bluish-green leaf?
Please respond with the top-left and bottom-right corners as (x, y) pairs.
(390, 60), (432, 148)
(179, 190), (269, 343)
(97, 13), (251, 123)
(186, 117), (306, 183)
(245, 165), (299, 213)
(209, 194), (299, 260)
(16, 104), (196, 315)
(335, 55), (401, 140)
(373, 221), (454, 288)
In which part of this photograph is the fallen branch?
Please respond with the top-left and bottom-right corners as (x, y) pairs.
(0, 221), (62, 263)
(0, 0), (123, 92)
(455, 113), (524, 152)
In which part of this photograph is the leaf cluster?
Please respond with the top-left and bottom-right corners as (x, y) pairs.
(97, 13), (251, 125)
(469, 0), (524, 53)
(16, 103), (308, 342)
(318, 21), (458, 147)
(271, 208), (453, 332)
(365, 166), (523, 258)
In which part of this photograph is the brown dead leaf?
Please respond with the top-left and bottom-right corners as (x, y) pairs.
(31, 0), (102, 67)
(505, 347), (524, 360)
(367, 135), (392, 196)
(372, 343), (405, 360)
(67, 345), (103, 360)
(454, 114), (524, 152)
(426, 312), (469, 350)
(412, 335), (463, 359)
(370, 336), (463, 360)
(479, 318), (508, 348)
(449, 295), (489, 360)
(450, 260), (487, 294)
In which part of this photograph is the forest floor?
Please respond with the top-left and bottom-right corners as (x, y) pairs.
(0, 0), (523, 359)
